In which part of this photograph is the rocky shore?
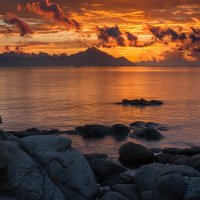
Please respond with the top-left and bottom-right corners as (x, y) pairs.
(0, 121), (200, 200)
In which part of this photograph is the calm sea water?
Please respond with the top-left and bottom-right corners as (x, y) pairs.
(0, 66), (200, 162)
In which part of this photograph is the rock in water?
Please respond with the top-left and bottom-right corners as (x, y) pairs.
(0, 135), (99, 200)
(0, 116), (2, 124)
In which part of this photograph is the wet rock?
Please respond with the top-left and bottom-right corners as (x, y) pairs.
(157, 124), (169, 131)
(149, 100), (163, 105)
(88, 159), (127, 184)
(83, 153), (108, 162)
(111, 184), (140, 200)
(25, 127), (39, 132)
(0, 116), (2, 124)
(119, 142), (154, 168)
(111, 124), (130, 140)
(133, 127), (163, 140)
(121, 98), (163, 106)
(145, 122), (159, 128)
(80, 125), (111, 139)
(64, 130), (80, 135)
(150, 148), (162, 153)
(162, 148), (182, 155)
(154, 153), (175, 164)
(189, 154), (200, 172)
(178, 147), (200, 156)
(130, 121), (145, 127)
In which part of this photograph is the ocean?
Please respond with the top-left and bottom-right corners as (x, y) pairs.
(0, 66), (200, 162)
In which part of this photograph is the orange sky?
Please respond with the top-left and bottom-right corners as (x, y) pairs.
(1, 0), (200, 62)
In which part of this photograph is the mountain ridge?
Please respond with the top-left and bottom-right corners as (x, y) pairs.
(0, 47), (136, 67)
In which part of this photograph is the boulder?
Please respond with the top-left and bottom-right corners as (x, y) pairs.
(110, 175), (135, 189)
(111, 184), (140, 200)
(88, 159), (127, 184)
(162, 148), (182, 155)
(178, 147), (200, 156)
(119, 142), (154, 167)
(135, 163), (166, 192)
(0, 135), (99, 200)
(0, 116), (2, 124)
(0, 129), (8, 141)
(83, 153), (108, 162)
(135, 164), (200, 200)
(100, 191), (130, 200)
(170, 155), (190, 166)
(189, 154), (200, 171)
(133, 127), (163, 140)
(111, 124), (130, 140)
(80, 125), (111, 139)
(150, 148), (162, 153)
(145, 122), (159, 128)
(154, 153), (175, 164)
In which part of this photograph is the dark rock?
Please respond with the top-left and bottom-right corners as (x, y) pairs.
(150, 148), (162, 153)
(64, 130), (80, 135)
(154, 153), (175, 164)
(170, 155), (190, 166)
(145, 122), (159, 127)
(135, 163), (166, 192)
(48, 129), (59, 134)
(0, 116), (2, 124)
(75, 126), (83, 132)
(119, 142), (154, 168)
(140, 191), (155, 200)
(189, 154), (200, 171)
(162, 148), (182, 155)
(155, 173), (186, 199)
(130, 121), (145, 127)
(99, 191), (130, 200)
(81, 125), (111, 139)
(178, 147), (200, 156)
(25, 128), (39, 132)
(110, 175), (135, 189)
(88, 159), (127, 184)
(83, 153), (108, 162)
(133, 127), (163, 140)
(111, 124), (130, 139)
(111, 184), (140, 200)
(121, 99), (163, 106)
(0, 129), (8, 141)
(149, 100), (163, 105)
(11, 130), (50, 138)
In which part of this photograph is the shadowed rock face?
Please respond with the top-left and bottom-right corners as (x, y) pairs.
(0, 135), (99, 200)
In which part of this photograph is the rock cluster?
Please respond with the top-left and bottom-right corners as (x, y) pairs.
(121, 98), (163, 106)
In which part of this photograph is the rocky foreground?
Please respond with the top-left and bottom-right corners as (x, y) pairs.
(0, 124), (200, 200)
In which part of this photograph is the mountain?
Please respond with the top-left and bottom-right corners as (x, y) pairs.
(0, 47), (136, 67)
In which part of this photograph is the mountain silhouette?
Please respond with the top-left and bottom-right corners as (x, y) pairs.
(0, 47), (136, 67)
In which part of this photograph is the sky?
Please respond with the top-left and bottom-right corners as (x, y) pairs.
(1, 0), (200, 63)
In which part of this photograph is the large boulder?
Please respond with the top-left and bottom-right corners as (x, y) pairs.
(0, 135), (99, 200)
(178, 147), (200, 156)
(132, 127), (163, 140)
(119, 142), (154, 168)
(88, 159), (127, 184)
(135, 164), (200, 200)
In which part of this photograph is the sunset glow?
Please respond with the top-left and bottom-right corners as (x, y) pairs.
(1, 0), (200, 63)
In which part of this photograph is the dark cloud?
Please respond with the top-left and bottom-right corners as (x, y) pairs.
(148, 25), (187, 42)
(4, 45), (10, 52)
(3, 13), (33, 36)
(189, 34), (200, 43)
(96, 25), (125, 47)
(190, 27), (200, 35)
(125, 31), (138, 46)
(27, 0), (80, 30)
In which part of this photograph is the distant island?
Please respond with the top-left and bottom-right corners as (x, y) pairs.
(0, 47), (136, 67)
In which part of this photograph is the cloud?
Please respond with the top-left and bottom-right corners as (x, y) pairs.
(4, 45), (10, 52)
(96, 25), (125, 47)
(189, 34), (200, 43)
(148, 25), (187, 42)
(26, 0), (80, 30)
(190, 27), (200, 35)
(125, 31), (138, 46)
(3, 13), (33, 36)
(17, 4), (22, 11)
